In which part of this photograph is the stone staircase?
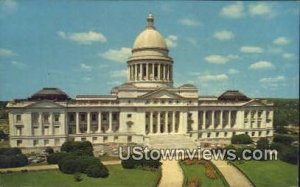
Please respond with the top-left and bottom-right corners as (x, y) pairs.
(148, 134), (198, 150)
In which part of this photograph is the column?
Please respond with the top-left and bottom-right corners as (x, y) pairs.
(165, 111), (168, 133)
(157, 112), (160, 134)
(228, 111), (231, 128)
(170, 65), (172, 81)
(211, 111), (215, 129)
(162, 65), (165, 80)
(166, 65), (169, 81)
(139, 64), (142, 80)
(149, 112), (153, 134)
(172, 112), (175, 133)
(220, 110), (223, 129)
(76, 112), (80, 134)
(255, 110), (258, 128)
(97, 112), (102, 133)
(87, 112), (91, 133)
(146, 64), (149, 81)
(49, 112), (53, 135)
(108, 112), (112, 132)
(158, 64), (161, 80)
(152, 63), (155, 80)
(202, 111), (206, 129)
(135, 64), (138, 81)
(39, 112), (43, 135)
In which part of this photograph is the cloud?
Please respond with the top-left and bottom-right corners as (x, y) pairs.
(204, 54), (238, 64)
(213, 30), (235, 41)
(186, 38), (197, 46)
(199, 73), (228, 82)
(57, 31), (107, 44)
(248, 3), (273, 17)
(11, 61), (26, 69)
(240, 46), (264, 53)
(111, 69), (128, 78)
(165, 35), (178, 48)
(282, 53), (295, 59)
(249, 61), (275, 70)
(228, 68), (240, 74)
(82, 77), (91, 81)
(178, 18), (201, 27)
(273, 37), (290, 45)
(0, 0), (18, 13)
(99, 47), (131, 63)
(0, 48), (15, 56)
(80, 63), (92, 71)
(259, 75), (285, 83)
(220, 2), (244, 19)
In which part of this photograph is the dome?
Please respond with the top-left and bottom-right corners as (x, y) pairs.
(30, 88), (70, 101)
(132, 13), (168, 51)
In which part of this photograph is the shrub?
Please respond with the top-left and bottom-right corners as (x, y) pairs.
(61, 141), (93, 156)
(121, 157), (137, 169)
(279, 146), (298, 165)
(256, 137), (269, 150)
(47, 152), (69, 164)
(45, 147), (54, 155)
(0, 154), (28, 168)
(74, 172), (83, 182)
(273, 135), (294, 145)
(0, 148), (22, 156)
(121, 152), (161, 169)
(59, 159), (79, 174)
(86, 164), (109, 178)
(231, 134), (253, 144)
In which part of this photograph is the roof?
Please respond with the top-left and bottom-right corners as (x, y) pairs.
(218, 90), (250, 101)
(29, 88), (70, 101)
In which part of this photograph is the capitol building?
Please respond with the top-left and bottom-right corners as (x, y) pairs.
(7, 14), (274, 150)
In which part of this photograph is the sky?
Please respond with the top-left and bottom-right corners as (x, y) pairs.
(0, 0), (299, 100)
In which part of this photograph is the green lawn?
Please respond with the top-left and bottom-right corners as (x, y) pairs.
(235, 160), (298, 187)
(0, 165), (160, 187)
(180, 162), (226, 187)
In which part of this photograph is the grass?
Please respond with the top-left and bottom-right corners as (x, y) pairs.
(234, 160), (298, 187)
(180, 161), (226, 187)
(98, 155), (120, 161)
(0, 164), (160, 187)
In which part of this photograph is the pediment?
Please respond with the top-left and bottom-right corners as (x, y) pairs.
(26, 101), (64, 109)
(242, 100), (267, 107)
(140, 89), (183, 99)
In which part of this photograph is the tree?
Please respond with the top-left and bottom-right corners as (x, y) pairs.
(256, 137), (269, 150)
(273, 135), (294, 145)
(231, 134), (253, 144)
(45, 147), (54, 154)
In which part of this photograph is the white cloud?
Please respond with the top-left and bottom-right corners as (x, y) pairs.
(80, 63), (92, 71)
(186, 38), (197, 46)
(11, 61), (26, 69)
(282, 53), (295, 59)
(213, 30), (235, 41)
(111, 69), (128, 78)
(248, 3), (273, 17)
(165, 35), (178, 48)
(178, 18), (201, 27)
(57, 31), (107, 44)
(0, 48), (15, 56)
(273, 37), (290, 45)
(240, 46), (264, 53)
(228, 68), (240, 74)
(99, 47), (131, 63)
(259, 76), (285, 83)
(220, 2), (244, 19)
(0, 0), (18, 12)
(199, 73), (228, 82)
(82, 77), (91, 81)
(204, 54), (238, 64)
(249, 61), (275, 70)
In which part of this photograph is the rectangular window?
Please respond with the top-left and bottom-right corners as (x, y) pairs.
(81, 137), (86, 142)
(92, 113), (97, 121)
(127, 136), (132, 143)
(17, 140), (22, 147)
(33, 140), (38, 146)
(54, 113), (60, 122)
(16, 114), (21, 122)
(103, 136), (108, 142)
(43, 113), (49, 123)
(69, 113), (75, 122)
(55, 139), (60, 145)
(80, 114), (86, 122)
(207, 133), (211, 138)
(44, 139), (49, 145)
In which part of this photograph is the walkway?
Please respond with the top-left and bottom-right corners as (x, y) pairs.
(212, 160), (253, 187)
(158, 159), (183, 187)
(0, 160), (121, 172)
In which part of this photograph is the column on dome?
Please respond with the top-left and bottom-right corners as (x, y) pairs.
(167, 65), (170, 81)
(162, 64), (165, 80)
(152, 63), (155, 80)
(146, 63), (149, 81)
(134, 64), (137, 81)
(158, 63), (161, 80)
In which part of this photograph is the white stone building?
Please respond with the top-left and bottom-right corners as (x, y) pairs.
(7, 14), (274, 150)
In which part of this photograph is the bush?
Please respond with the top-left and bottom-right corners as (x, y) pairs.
(0, 154), (28, 168)
(61, 141), (93, 156)
(273, 135), (294, 145)
(256, 137), (269, 150)
(45, 147), (54, 155)
(121, 152), (161, 169)
(231, 134), (253, 144)
(59, 159), (79, 174)
(47, 152), (69, 164)
(0, 148), (22, 156)
(74, 172), (83, 182)
(279, 146), (298, 165)
(86, 164), (109, 178)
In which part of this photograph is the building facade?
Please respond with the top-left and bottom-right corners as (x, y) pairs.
(7, 14), (274, 150)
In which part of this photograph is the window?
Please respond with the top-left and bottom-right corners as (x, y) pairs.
(161, 100), (165, 104)
(17, 140), (22, 147)
(43, 113), (49, 123)
(32, 113), (39, 124)
(216, 132), (219, 138)
(114, 136), (118, 141)
(127, 136), (132, 143)
(128, 100), (131, 104)
(92, 137), (97, 141)
(44, 139), (49, 145)
(33, 140), (38, 146)
(113, 113), (118, 121)
(145, 100), (150, 104)
(207, 133), (211, 138)
(16, 114), (21, 122)
(103, 114), (107, 121)
(92, 113), (97, 121)
(224, 132), (228, 137)
(127, 114), (132, 118)
(244, 111), (249, 118)
(69, 113), (75, 122)
(80, 114), (86, 121)
(168, 100), (173, 104)
(55, 139), (60, 145)
(267, 130), (270, 135)
(54, 113), (60, 122)
(251, 132), (255, 137)
(258, 131), (262, 136)
(81, 137), (86, 142)
(103, 136), (108, 142)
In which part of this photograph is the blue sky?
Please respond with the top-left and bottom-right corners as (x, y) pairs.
(0, 0), (299, 100)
